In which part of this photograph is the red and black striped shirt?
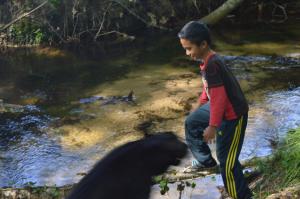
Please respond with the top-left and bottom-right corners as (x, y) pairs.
(199, 53), (248, 127)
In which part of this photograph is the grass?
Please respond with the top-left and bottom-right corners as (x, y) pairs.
(253, 128), (300, 198)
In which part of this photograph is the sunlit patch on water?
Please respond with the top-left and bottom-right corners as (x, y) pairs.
(0, 133), (104, 187)
(58, 125), (106, 149)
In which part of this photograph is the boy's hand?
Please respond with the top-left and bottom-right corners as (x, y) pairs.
(203, 126), (217, 143)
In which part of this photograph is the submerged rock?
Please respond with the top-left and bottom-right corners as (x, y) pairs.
(74, 91), (135, 106)
(101, 90), (135, 105)
(274, 56), (300, 66)
(79, 96), (104, 104)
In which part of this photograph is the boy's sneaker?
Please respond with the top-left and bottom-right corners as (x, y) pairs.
(183, 159), (218, 173)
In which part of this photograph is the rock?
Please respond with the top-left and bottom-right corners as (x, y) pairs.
(274, 56), (300, 66)
(79, 96), (104, 104)
(0, 99), (5, 112)
(285, 53), (300, 58)
(0, 186), (72, 199)
(0, 102), (25, 113)
(101, 91), (135, 105)
(266, 184), (300, 199)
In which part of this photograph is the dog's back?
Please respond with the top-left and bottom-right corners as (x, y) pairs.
(66, 132), (187, 199)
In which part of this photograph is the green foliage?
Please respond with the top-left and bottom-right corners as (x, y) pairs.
(159, 178), (169, 195)
(154, 175), (197, 197)
(24, 181), (37, 187)
(49, 0), (61, 8)
(24, 183), (61, 199)
(211, 175), (216, 181)
(183, 180), (196, 188)
(280, 129), (300, 185)
(34, 28), (44, 44)
(8, 19), (46, 45)
(254, 128), (300, 197)
(191, 182), (196, 188)
(48, 187), (61, 198)
(1, 0), (300, 47)
(153, 175), (163, 184)
(177, 181), (185, 191)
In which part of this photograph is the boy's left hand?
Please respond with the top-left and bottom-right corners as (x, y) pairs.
(203, 126), (217, 143)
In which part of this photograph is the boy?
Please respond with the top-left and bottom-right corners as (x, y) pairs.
(178, 21), (252, 199)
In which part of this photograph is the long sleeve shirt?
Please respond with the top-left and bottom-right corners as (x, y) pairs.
(199, 53), (243, 127)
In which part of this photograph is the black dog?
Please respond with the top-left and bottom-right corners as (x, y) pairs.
(66, 132), (187, 199)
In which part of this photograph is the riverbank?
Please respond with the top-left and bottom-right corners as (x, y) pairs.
(251, 127), (300, 199)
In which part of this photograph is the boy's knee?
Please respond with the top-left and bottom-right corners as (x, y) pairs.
(185, 115), (193, 128)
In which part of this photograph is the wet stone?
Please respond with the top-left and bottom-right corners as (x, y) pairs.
(79, 96), (104, 104)
(76, 91), (135, 106)
(274, 56), (300, 66)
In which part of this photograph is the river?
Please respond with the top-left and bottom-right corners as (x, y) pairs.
(0, 25), (300, 197)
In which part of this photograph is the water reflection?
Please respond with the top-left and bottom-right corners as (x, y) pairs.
(0, 105), (104, 187)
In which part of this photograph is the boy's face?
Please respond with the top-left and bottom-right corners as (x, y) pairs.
(180, 38), (207, 61)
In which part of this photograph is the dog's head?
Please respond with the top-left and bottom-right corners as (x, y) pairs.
(101, 131), (187, 177)
(139, 131), (187, 176)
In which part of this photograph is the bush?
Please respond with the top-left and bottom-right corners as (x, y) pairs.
(8, 19), (47, 45)
(255, 128), (300, 197)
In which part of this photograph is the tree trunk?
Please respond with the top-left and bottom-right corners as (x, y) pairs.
(200, 0), (245, 25)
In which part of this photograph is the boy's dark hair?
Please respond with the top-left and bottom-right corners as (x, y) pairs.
(178, 21), (211, 46)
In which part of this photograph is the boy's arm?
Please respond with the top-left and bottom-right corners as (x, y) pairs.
(206, 62), (226, 128)
(209, 86), (227, 127)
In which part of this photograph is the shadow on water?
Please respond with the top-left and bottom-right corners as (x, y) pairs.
(0, 32), (183, 115)
(0, 26), (300, 190)
(0, 49), (136, 106)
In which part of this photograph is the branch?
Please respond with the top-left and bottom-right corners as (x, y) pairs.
(200, 0), (245, 25)
(45, 21), (67, 43)
(271, 1), (288, 23)
(0, 1), (48, 32)
(110, 0), (169, 30)
(31, 17), (67, 43)
(94, 3), (113, 41)
(97, 30), (135, 40)
(192, 0), (201, 14)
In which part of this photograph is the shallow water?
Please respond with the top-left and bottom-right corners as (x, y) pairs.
(0, 28), (300, 189)
(150, 175), (223, 199)
(242, 87), (300, 159)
